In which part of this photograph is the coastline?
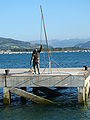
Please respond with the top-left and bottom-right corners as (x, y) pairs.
(0, 49), (90, 54)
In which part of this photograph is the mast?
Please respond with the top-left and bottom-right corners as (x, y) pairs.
(40, 5), (51, 71)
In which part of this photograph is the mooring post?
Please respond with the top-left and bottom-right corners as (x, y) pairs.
(83, 66), (88, 71)
(3, 69), (11, 105)
(78, 87), (85, 104)
(20, 87), (27, 104)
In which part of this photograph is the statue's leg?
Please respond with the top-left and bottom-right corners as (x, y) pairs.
(37, 63), (40, 74)
(33, 64), (36, 74)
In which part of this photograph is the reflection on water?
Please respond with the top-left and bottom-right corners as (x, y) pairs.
(0, 100), (90, 120)
(0, 87), (90, 120)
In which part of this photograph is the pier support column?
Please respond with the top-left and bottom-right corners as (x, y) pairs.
(3, 87), (11, 105)
(85, 83), (89, 100)
(89, 80), (90, 91)
(78, 87), (85, 104)
(20, 87), (26, 104)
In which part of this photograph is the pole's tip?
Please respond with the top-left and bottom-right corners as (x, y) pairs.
(40, 5), (42, 9)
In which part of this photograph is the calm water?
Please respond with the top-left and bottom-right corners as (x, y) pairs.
(0, 52), (90, 120)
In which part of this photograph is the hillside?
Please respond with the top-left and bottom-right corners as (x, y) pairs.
(74, 41), (90, 48)
(0, 37), (41, 51)
(0, 37), (90, 52)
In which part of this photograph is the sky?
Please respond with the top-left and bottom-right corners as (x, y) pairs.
(0, 0), (90, 42)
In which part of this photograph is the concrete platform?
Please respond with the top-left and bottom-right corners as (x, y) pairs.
(0, 68), (90, 104)
(0, 68), (89, 87)
(0, 68), (89, 76)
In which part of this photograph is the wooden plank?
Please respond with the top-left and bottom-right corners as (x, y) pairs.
(10, 88), (55, 104)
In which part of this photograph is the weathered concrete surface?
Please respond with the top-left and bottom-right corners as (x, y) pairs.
(0, 68), (90, 104)
(0, 68), (89, 76)
(78, 87), (85, 104)
(0, 68), (89, 87)
(3, 87), (11, 105)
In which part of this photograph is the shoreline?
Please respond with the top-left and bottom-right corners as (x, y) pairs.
(0, 50), (90, 54)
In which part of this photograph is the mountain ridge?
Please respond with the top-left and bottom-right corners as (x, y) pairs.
(0, 37), (37, 51)
(74, 41), (90, 48)
(30, 38), (90, 48)
(0, 37), (90, 51)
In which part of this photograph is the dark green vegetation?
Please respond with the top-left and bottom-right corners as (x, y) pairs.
(0, 37), (51, 52)
(0, 37), (41, 51)
(0, 37), (90, 52)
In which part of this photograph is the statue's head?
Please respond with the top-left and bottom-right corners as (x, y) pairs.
(33, 49), (37, 53)
(33, 49), (36, 53)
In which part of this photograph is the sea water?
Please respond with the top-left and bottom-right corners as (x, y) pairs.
(0, 52), (90, 120)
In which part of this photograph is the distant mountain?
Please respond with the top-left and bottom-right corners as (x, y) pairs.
(48, 39), (90, 48)
(31, 38), (90, 48)
(74, 41), (90, 48)
(0, 37), (41, 51)
(0, 37), (90, 51)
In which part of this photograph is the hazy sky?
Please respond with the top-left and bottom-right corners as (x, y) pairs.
(0, 0), (90, 41)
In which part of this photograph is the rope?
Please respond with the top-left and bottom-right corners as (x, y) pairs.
(32, 74), (72, 88)
(41, 62), (49, 74)
(52, 74), (72, 87)
(51, 59), (71, 75)
(9, 71), (71, 89)
(1, 74), (72, 95)
(0, 75), (35, 98)
(0, 71), (75, 100)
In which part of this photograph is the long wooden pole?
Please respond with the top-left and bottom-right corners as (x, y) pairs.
(40, 5), (51, 70)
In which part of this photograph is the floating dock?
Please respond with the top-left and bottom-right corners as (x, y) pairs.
(0, 68), (90, 105)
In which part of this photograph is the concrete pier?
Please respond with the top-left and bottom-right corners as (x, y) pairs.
(78, 87), (85, 104)
(0, 68), (90, 105)
(3, 87), (11, 105)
